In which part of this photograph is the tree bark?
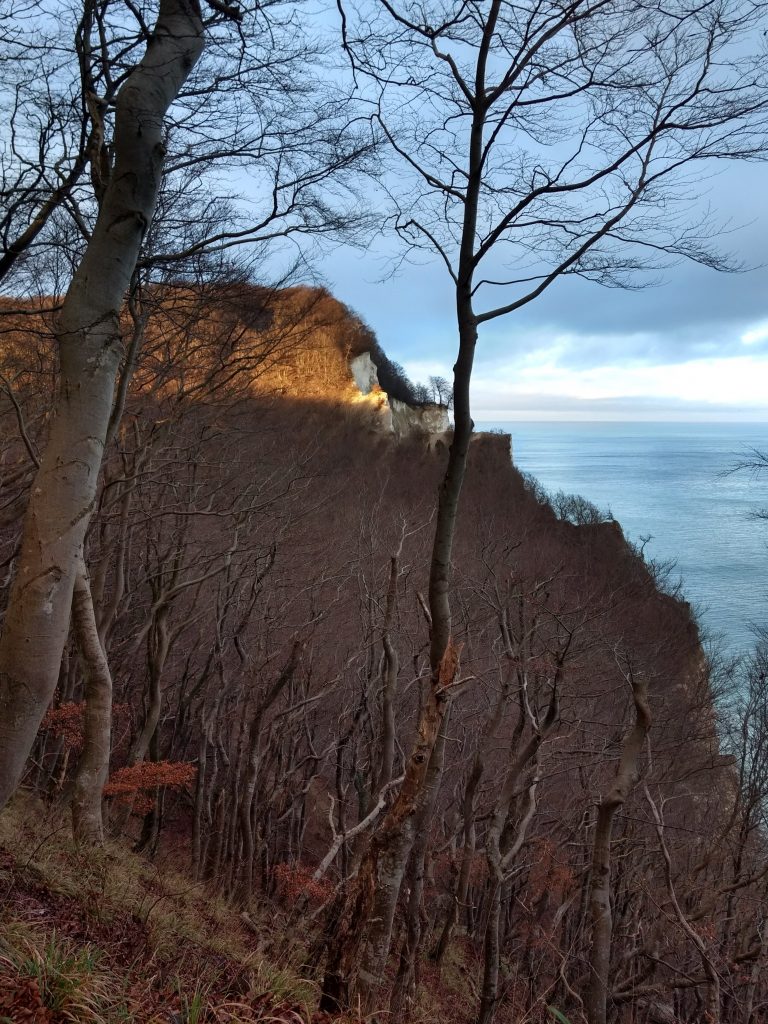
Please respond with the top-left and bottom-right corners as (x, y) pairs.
(71, 559), (113, 843)
(586, 670), (651, 1024)
(388, 705), (451, 1020)
(0, 0), (205, 811)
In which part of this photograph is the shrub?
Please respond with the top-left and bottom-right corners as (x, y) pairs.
(104, 761), (197, 813)
(549, 489), (612, 526)
(272, 862), (332, 905)
(41, 702), (87, 752)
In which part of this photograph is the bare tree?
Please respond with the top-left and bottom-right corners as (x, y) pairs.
(0, 0), (208, 810)
(318, 0), (768, 1011)
(0, 0), (375, 817)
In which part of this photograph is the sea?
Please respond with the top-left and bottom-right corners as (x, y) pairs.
(477, 421), (768, 658)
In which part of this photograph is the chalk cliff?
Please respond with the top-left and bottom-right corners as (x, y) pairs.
(348, 351), (450, 441)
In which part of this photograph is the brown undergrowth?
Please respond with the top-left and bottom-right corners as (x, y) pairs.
(0, 794), (344, 1023)
(0, 794), (487, 1024)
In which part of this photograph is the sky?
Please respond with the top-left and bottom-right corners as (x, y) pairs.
(322, 158), (768, 422)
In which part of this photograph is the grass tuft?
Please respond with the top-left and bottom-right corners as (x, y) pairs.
(0, 926), (110, 1022)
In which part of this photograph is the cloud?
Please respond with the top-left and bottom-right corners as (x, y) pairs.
(398, 345), (768, 421)
(323, 157), (768, 420)
(742, 323), (768, 346)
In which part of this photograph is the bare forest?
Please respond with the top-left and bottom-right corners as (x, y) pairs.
(2, 1), (768, 1023)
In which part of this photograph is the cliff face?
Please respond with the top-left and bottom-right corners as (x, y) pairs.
(349, 352), (450, 440)
(164, 284), (454, 443)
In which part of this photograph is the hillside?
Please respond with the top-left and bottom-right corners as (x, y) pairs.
(0, 286), (764, 1024)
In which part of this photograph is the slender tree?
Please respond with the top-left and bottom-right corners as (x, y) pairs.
(320, 0), (768, 1011)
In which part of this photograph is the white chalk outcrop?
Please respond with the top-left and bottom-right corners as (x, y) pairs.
(390, 398), (450, 438)
(348, 352), (450, 442)
(350, 352), (379, 395)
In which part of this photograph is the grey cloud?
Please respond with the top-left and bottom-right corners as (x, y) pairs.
(473, 392), (768, 420)
(330, 249), (768, 375)
(325, 159), (768, 381)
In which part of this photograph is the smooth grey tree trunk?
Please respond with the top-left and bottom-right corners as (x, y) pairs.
(71, 559), (114, 843)
(0, 0), (205, 811)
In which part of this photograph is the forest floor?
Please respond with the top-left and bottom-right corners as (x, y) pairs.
(0, 794), (482, 1024)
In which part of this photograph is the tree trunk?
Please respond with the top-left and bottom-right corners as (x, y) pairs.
(434, 641), (511, 968)
(0, 0), (205, 811)
(433, 761), (480, 966)
(389, 705), (450, 1020)
(743, 912), (767, 1023)
(70, 559), (113, 843)
(192, 725), (209, 879)
(375, 543), (401, 795)
(477, 658), (561, 1024)
(477, 882), (502, 1024)
(319, 666), (453, 1015)
(586, 671), (651, 1024)
(131, 609), (171, 766)
(238, 641), (301, 902)
(388, 836), (430, 1022)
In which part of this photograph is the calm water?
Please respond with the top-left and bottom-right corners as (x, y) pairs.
(478, 422), (768, 656)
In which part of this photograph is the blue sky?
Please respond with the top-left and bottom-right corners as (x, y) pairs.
(322, 159), (768, 421)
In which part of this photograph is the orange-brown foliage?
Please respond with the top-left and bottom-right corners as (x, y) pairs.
(40, 702), (86, 753)
(272, 862), (333, 905)
(104, 761), (197, 813)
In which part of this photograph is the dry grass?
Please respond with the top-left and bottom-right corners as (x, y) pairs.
(0, 794), (507, 1024)
(0, 793), (329, 1022)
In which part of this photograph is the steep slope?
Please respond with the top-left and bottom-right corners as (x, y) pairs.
(0, 283), (759, 1024)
